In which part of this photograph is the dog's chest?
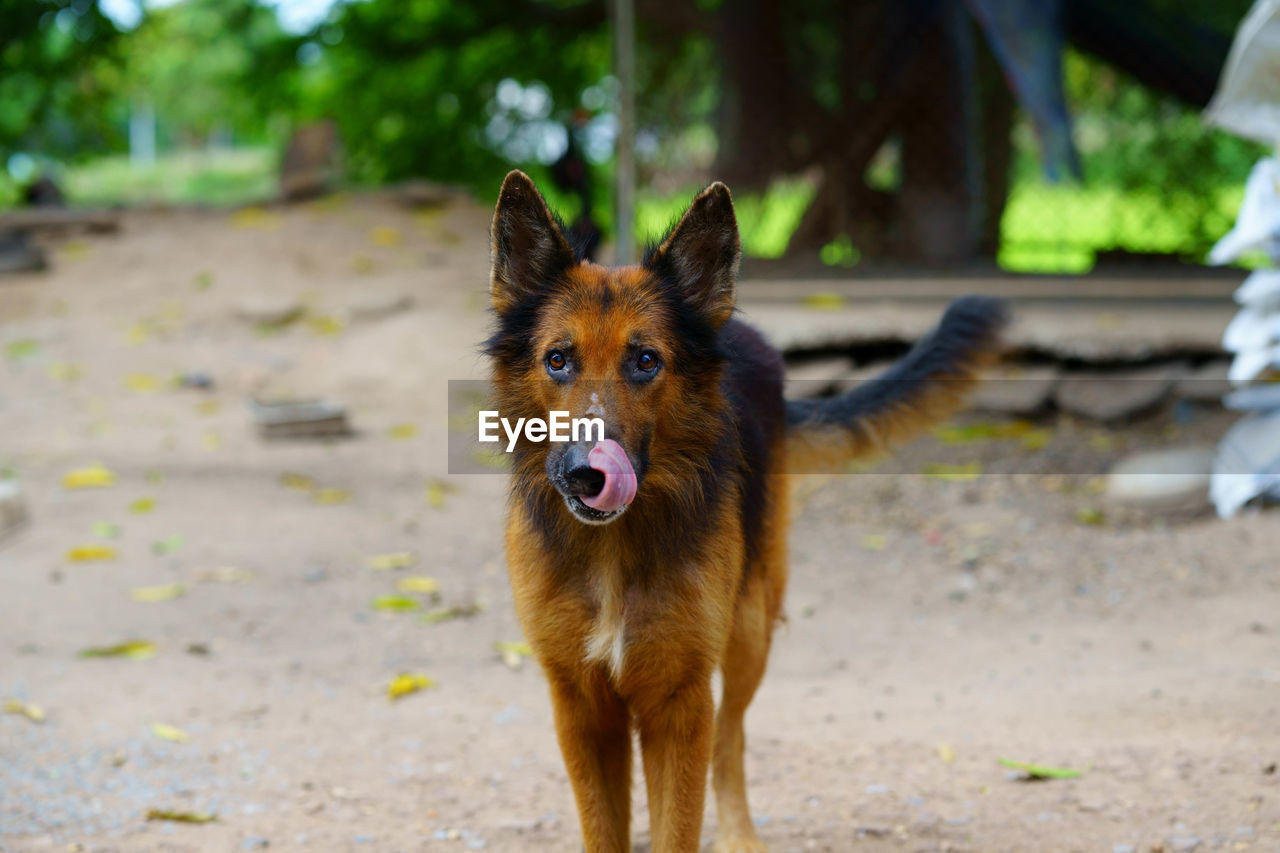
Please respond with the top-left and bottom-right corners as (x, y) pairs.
(582, 560), (628, 679)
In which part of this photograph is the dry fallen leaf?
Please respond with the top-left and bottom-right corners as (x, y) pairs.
(388, 423), (418, 440)
(153, 534), (184, 555)
(306, 314), (346, 336)
(425, 479), (459, 509)
(123, 373), (162, 393)
(312, 488), (350, 505)
(421, 602), (484, 624)
(280, 472), (316, 491)
(369, 226), (402, 247)
(68, 545), (117, 562)
(48, 362), (82, 382)
(396, 576), (439, 594)
(79, 640), (156, 660)
(229, 206), (280, 230)
(130, 497), (156, 514)
(387, 672), (436, 700)
(132, 584), (186, 603)
(194, 566), (253, 584)
(150, 722), (190, 742)
(861, 533), (888, 551)
(998, 757), (1082, 780)
(92, 521), (121, 539)
(3, 698), (45, 723)
(937, 742), (956, 763)
(924, 462), (983, 482)
(372, 595), (420, 612)
(802, 292), (847, 311)
(145, 809), (216, 824)
(494, 640), (533, 670)
(366, 552), (417, 571)
(1075, 507), (1106, 527)
(63, 465), (115, 489)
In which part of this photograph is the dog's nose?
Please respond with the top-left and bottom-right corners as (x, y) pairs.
(561, 444), (605, 497)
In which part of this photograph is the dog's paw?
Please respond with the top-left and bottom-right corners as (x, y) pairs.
(711, 838), (769, 853)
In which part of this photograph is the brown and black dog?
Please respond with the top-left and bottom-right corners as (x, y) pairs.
(484, 171), (1007, 852)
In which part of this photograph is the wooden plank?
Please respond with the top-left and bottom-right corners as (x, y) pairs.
(0, 209), (120, 232)
(737, 274), (1244, 303)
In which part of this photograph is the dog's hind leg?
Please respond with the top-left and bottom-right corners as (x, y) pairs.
(711, 572), (774, 853)
(548, 672), (632, 853)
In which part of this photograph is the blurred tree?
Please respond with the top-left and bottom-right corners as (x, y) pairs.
(0, 0), (122, 163)
(118, 0), (302, 147)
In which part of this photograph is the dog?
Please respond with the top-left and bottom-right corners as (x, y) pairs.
(484, 170), (1007, 852)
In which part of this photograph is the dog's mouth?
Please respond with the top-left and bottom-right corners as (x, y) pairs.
(552, 438), (638, 526)
(563, 494), (629, 525)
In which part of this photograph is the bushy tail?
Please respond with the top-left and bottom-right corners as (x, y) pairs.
(785, 295), (1010, 472)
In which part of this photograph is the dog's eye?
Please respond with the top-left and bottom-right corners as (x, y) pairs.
(635, 350), (660, 373)
(546, 350), (567, 372)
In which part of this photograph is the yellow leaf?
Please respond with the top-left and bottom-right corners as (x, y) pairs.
(123, 373), (162, 393)
(150, 722), (190, 742)
(130, 497), (156, 514)
(802, 292), (847, 311)
(924, 462), (983, 482)
(494, 640), (533, 670)
(369, 226), (402, 247)
(1020, 428), (1053, 450)
(229, 207), (280, 230)
(125, 322), (151, 346)
(396, 576), (440, 594)
(388, 423), (418, 440)
(387, 672), (436, 700)
(131, 584), (186, 603)
(194, 566), (253, 584)
(425, 480), (448, 509)
(92, 521), (120, 539)
(280, 472), (316, 491)
(145, 809), (216, 824)
(372, 595), (420, 612)
(366, 552), (416, 570)
(1075, 507), (1106, 526)
(312, 488), (350, 505)
(937, 742), (956, 763)
(1088, 433), (1115, 452)
(351, 255), (376, 274)
(6, 339), (40, 360)
(61, 240), (90, 261)
(202, 431), (221, 451)
(306, 314), (346, 335)
(421, 603), (483, 624)
(68, 545), (117, 562)
(79, 640), (156, 659)
(48, 362), (82, 382)
(195, 399), (220, 416)
(861, 533), (888, 551)
(63, 465), (115, 489)
(3, 699), (45, 723)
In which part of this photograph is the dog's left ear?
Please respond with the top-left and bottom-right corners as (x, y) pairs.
(490, 170), (576, 313)
(645, 182), (740, 327)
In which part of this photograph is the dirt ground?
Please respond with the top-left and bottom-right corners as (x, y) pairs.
(2, 193), (1278, 853)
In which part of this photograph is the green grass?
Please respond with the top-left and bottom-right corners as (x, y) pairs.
(0, 148), (278, 210)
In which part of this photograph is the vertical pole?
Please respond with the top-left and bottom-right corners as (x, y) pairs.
(613, 0), (636, 265)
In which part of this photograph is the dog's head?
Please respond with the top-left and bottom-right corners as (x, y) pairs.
(484, 171), (740, 525)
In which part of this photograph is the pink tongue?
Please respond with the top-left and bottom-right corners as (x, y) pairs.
(581, 439), (638, 512)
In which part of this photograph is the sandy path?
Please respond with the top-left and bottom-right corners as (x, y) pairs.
(1, 194), (1278, 853)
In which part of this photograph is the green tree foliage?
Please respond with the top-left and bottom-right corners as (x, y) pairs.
(0, 0), (122, 162)
(314, 0), (611, 190)
(119, 0), (301, 146)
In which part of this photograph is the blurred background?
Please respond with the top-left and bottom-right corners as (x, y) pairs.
(0, 0), (1267, 273)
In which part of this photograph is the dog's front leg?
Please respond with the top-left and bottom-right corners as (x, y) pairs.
(548, 674), (632, 853)
(637, 678), (715, 852)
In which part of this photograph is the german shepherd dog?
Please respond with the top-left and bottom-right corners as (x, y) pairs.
(484, 171), (1007, 852)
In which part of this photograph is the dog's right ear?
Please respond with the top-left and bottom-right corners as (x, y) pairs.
(490, 171), (575, 313)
